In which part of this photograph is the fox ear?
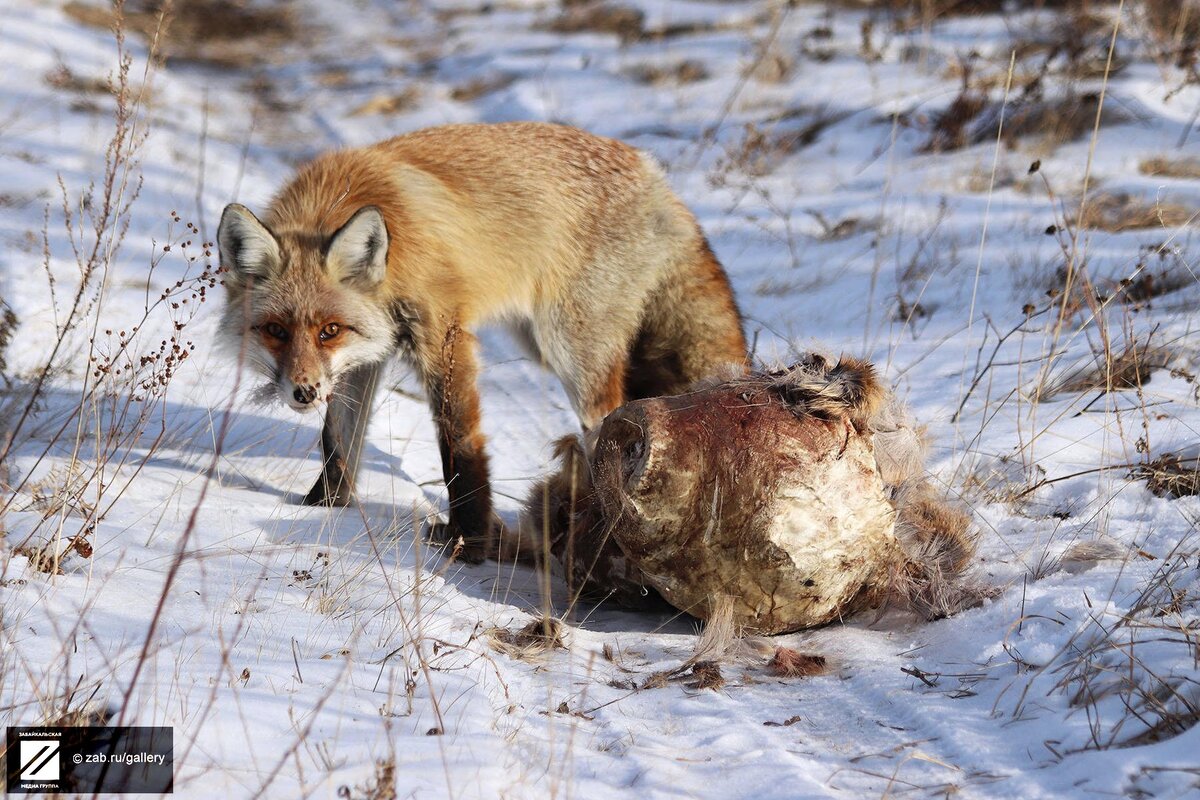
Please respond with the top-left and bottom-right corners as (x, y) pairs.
(218, 204), (280, 283)
(327, 206), (388, 288)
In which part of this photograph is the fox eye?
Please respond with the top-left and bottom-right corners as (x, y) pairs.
(262, 322), (288, 341)
(319, 322), (341, 342)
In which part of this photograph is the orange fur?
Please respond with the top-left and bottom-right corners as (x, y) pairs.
(219, 122), (747, 561)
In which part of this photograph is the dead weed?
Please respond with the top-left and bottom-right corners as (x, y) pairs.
(64, 0), (303, 68)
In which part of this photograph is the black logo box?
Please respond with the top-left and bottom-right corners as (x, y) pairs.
(6, 726), (173, 795)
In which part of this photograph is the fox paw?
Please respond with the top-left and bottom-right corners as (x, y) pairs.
(301, 475), (354, 507)
(424, 518), (506, 564)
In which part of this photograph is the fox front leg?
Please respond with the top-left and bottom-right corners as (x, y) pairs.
(303, 361), (382, 506)
(422, 326), (498, 563)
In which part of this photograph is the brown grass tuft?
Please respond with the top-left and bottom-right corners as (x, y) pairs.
(42, 704), (113, 728)
(1134, 0), (1200, 58)
(486, 617), (566, 660)
(338, 758), (397, 800)
(544, 2), (645, 42)
(1037, 339), (1173, 401)
(450, 73), (517, 102)
(685, 661), (726, 690)
(1075, 193), (1197, 232)
(923, 90), (1125, 154)
(717, 109), (850, 176)
(349, 88), (422, 117)
(45, 64), (113, 95)
(0, 297), (15, 382)
(1140, 156), (1200, 180)
(625, 60), (709, 86)
(64, 0), (302, 68)
(1118, 267), (1192, 306)
(1136, 453), (1200, 498)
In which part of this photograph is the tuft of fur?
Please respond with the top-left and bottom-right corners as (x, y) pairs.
(1057, 539), (1130, 574)
(765, 353), (887, 428)
(508, 433), (656, 605)
(503, 435), (592, 564)
(683, 594), (774, 664)
(767, 647), (828, 678)
(869, 396), (928, 487)
(886, 480), (988, 619)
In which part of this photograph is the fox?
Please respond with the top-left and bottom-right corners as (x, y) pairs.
(217, 122), (747, 562)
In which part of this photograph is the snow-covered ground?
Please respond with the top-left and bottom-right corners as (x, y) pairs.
(2, 0), (1198, 797)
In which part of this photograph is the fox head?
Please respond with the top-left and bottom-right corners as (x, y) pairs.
(217, 203), (395, 412)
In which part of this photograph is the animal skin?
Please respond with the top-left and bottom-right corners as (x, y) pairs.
(516, 355), (984, 634)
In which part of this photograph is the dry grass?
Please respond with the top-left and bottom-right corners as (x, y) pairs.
(1136, 453), (1200, 498)
(714, 109), (850, 177)
(1075, 193), (1197, 232)
(1029, 543), (1200, 750)
(685, 662), (726, 690)
(744, 47), (793, 84)
(922, 90), (1125, 154)
(544, 3), (645, 42)
(0, 297), (15, 382)
(64, 0), (302, 68)
(349, 88), (422, 117)
(625, 60), (709, 86)
(1117, 266), (1192, 306)
(338, 758), (398, 800)
(1035, 339), (1174, 402)
(44, 63), (113, 96)
(1140, 156), (1200, 180)
(1134, 0), (1200, 55)
(450, 73), (517, 102)
(542, 0), (743, 43)
(486, 617), (566, 660)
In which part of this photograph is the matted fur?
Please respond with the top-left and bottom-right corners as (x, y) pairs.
(514, 353), (984, 631)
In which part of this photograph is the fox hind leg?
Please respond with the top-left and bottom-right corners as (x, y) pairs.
(627, 240), (747, 401)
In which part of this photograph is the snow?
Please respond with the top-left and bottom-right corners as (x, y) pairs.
(1, 0), (1198, 798)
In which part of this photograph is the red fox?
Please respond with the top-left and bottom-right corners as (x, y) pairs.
(218, 122), (746, 562)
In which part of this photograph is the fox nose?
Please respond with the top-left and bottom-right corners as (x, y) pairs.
(293, 385), (318, 405)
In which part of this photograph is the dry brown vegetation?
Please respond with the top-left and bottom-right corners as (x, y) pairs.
(1117, 266), (1192, 306)
(543, 2), (646, 42)
(922, 87), (1125, 154)
(64, 0), (302, 68)
(44, 63), (113, 95)
(1136, 453), (1200, 498)
(714, 108), (850, 177)
(543, 0), (745, 43)
(450, 73), (518, 102)
(1140, 156), (1200, 180)
(486, 617), (566, 660)
(1035, 338), (1174, 402)
(1075, 192), (1197, 232)
(349, 88), (422, 117)
(1032, 546), (1200, 750)
(1134, 0), (1200, 55)
(338, 758), (398, 800)
(625, 60), (709, 86)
